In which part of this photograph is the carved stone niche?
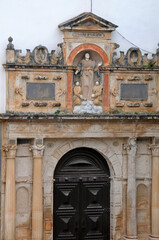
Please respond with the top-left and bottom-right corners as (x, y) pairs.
(73, 50), (103, 114)
(33, 45), (49, 64)
(126, 48), (142, 66)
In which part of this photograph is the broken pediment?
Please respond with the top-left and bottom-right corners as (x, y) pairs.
(59, 12), (118, 32)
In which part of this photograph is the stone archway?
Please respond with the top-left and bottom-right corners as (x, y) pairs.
(67, 43), (109, 66)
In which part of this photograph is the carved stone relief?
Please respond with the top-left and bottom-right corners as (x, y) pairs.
(33, 46), (48, 64)
(6, 37), (64, 66)
(112, 46), (159, 67)
(73, 52), (103, 113)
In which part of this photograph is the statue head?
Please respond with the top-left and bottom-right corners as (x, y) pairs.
(85, 53), (90, 60)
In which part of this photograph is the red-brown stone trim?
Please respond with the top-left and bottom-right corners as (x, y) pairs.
(104, 73), (109, 110)
(67, 43), (109, 66)
(67, 72), (73, 110)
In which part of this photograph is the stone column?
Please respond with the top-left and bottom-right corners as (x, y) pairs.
(122, 144), (128, 236)
(124, 138), (138, 240)
(149, 144), (159, 240)
(3, 144), (17, 240)
(30, 143), (45, 240)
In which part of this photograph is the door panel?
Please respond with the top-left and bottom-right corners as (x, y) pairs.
(54, 180), (110, 240)
(81, 181), (110, 240)
(54, 183), (79, 240)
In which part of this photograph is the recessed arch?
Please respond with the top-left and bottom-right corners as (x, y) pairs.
(52, 139), (122, 178)
(67, 43), (109, 66)
(54, 147), (110, 180)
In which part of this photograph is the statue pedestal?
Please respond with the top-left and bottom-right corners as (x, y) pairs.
(73, 100), (102, 114)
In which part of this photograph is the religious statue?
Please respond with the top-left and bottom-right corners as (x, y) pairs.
(92, 81), (102, 106)
(75, 53), (102, 101)
(73, 81), (82, 106)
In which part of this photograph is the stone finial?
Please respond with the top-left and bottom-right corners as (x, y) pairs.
(156, 43), (159, 54)
(7, 36), (14, 50)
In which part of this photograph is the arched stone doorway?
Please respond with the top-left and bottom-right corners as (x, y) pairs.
(53, 147), (110, 240)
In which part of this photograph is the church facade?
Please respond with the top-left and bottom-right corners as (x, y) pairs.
(1, 12), (159, 240)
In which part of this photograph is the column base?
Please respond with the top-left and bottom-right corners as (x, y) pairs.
(149, 235), (159, 240)
(123, 236), (138, 240)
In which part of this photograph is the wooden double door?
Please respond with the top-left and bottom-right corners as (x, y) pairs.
(53, 148), (110, 240)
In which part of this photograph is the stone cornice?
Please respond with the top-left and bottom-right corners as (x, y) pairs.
(1, 112), (159, 121)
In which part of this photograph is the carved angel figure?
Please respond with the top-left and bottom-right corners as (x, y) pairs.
(92, 81), (102, 106)
(73, 81), (82, 106)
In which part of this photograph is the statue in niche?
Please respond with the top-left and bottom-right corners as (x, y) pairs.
(92, 81), (102, 106)
(75, 53), (102, 101)
(73, 81), (82, 106)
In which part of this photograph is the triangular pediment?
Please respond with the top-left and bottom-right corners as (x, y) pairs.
(59, 12), (118, 31)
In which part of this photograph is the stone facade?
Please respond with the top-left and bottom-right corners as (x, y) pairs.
(0, 12), (159, 240)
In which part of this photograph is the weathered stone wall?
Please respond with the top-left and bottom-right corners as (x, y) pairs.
(0, 120), (155, 240)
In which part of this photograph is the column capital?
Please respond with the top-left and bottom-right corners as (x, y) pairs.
(122, 144), (128, 155)
(127, 137), (137, 156)
(30, 144), (45, 157)
(2, 144), (17, 158)
(149, 144), (159, 157)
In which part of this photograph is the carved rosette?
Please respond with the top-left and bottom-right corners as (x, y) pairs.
(30, 145), (45, 157)
(2, 144), (17, 158)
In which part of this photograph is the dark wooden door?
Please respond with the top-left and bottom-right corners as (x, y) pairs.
(53, 148), (110, 240)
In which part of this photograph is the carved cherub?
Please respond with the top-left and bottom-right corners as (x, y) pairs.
(73, 81), (83, 106)
(92, 81), (102, 106)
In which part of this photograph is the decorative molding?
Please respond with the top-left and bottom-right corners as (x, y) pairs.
(35, 76), (48, 80)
